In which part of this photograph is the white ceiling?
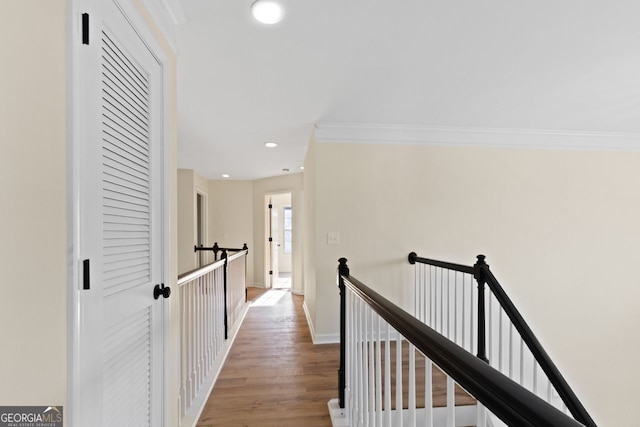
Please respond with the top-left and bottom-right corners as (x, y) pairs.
(176, 0), (640, 180)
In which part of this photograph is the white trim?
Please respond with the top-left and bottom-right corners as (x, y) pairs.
(302, 301), (340, 344)
(329, 398), (479, 427)
(328, 399), (348, 427)
(314, 122), (640, 152)
(67, 3), (83, 426)
(141, 0), (186, 53)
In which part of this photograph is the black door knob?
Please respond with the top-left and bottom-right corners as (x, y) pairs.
(154, 284), (171, 300)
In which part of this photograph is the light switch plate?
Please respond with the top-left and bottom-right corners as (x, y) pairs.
(327, 232), (340, 245)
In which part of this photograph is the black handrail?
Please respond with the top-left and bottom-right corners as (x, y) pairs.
(178, 248), (249, 339)
(338, 258), (588, 427)
(408, 251), (474, 274)
(195, 242), (248, 261)
(408, 253), (596, 427)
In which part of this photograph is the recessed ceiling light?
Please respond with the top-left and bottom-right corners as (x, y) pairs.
(299, 166), (304, 170)
(222, 174), (230, 178)
(264, 142), (278, 148)
(251, 0), (284, 25)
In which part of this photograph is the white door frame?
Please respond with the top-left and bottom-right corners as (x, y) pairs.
(67, 1), (170, 425)
(264, 192), (293, 289)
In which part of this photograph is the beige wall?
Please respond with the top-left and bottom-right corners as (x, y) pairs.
(0, 0), (67, 409)
(208, 179), (254, 282)
(303, 137), (318, 330)
(307, 139), (640, 425)
(177, 169), (210, 273)
(177, 169), (196, 273)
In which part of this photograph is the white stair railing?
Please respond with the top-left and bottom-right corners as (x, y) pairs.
(177, 249), (248, 427)
(335, 257), (589, 427)
(343, 279), (480, 427)
(411, 255), (567, 414)
(407, 253), (596, 427)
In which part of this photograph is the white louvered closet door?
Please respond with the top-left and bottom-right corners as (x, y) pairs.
(77, 1), (165, 426)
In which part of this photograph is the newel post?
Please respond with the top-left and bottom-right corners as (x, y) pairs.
(337, 257), (349, 409)
(222, 249), (229, 339)
(474, 255), (490, 363)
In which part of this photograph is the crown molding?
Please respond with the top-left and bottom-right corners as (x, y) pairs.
(141, 0), (186, 53)
(314, 122), (640, 152)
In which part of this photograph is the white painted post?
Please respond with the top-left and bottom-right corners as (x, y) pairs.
(375, 315), (383, 427)
(446, 376), (455, 427)
(396, 338), (403, 427)
(425, 358), (433, 427)
(384, 324), (392, 426)
(476, 402), (487, 427)
(408, 344), (416, 427)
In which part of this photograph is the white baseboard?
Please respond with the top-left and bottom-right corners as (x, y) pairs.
(302, 301), (340, 344)
(329, 398), (479, 427)
(247, 282), (265, 289)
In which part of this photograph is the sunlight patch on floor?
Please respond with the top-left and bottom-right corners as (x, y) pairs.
(251, 289), (288, 307)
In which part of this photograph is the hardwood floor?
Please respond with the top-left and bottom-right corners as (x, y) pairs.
(196, 287), (475, 426)
(196, 287), (339, 427)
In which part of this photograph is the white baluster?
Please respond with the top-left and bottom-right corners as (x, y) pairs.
(425, 358), (433, 427)
(375, 315), (382, 427)
(509, 323), (514, 379)
(438, 268), (444, 335)
(533, 361), (538, 397)
(519, 337), (525, 385)
(385, 324), (392, 427)
(462, 274), (467, 351)
(476, 401), (487, 427)
(453, 271), (458, 344)
(498, 307), (504, 373)
(180, 284), (186, 417)
(446, 376), (455, 427)
(368, 309), (375, 426)
(408, 344), (416, 427)
(358, 298), (365, 426)
(470, 278), (475, 355)
(396, 338), (403, 427)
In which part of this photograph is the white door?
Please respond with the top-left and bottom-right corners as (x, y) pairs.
(76, 1), (165, 426)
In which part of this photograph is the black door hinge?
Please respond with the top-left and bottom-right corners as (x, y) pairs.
(83, 259), (90, 290)
(82, 13), (90, 45)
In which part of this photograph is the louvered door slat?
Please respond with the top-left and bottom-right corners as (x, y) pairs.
(102, 33), (148, 99)
(103, 307), (151, 426)
(103, 136), (150, 172)
(102, 124), (149, 160)
(102, 96), (148, 137)
(102, 76), (149, 120)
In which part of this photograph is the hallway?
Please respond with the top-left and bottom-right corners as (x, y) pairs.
(196, 287), (339, 426)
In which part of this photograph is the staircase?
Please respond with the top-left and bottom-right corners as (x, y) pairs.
(332, 255), (595, 427)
